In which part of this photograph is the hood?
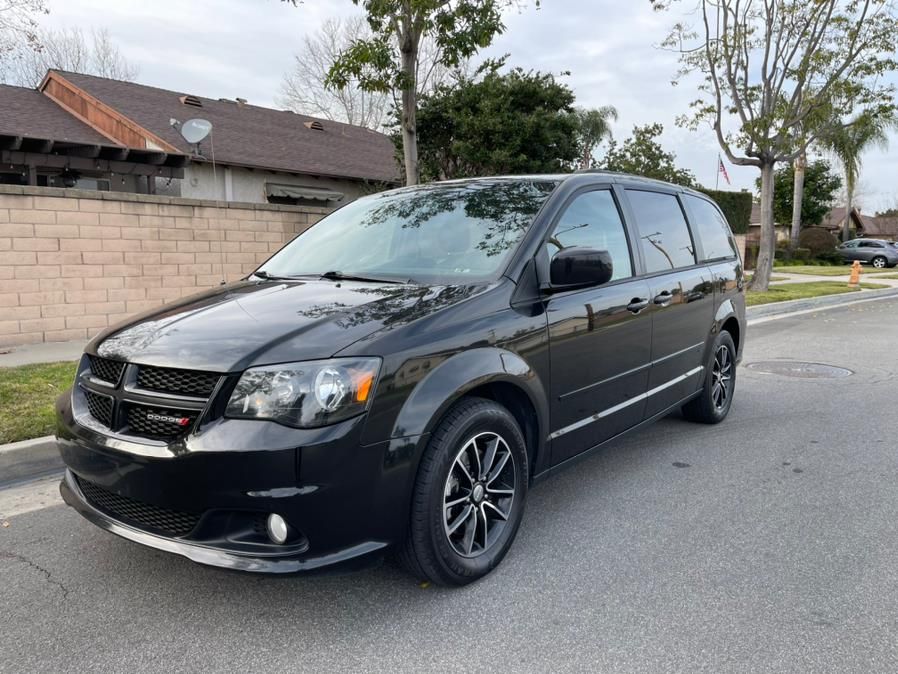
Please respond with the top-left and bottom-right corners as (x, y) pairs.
(92, 279), (485, 372)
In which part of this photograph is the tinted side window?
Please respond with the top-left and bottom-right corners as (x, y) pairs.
(547, 190), (632, 282)
(683, 195), (739, 261)
(626, 190), (696, 273)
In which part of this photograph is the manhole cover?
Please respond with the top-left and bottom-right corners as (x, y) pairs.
(745, 361), (853, 379)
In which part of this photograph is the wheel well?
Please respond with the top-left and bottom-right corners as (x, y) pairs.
(721, 316), (740, 353)
(463, 382), (540, 478)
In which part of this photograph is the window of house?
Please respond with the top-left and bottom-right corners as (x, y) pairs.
(546, 190), (632, 282)
(626, 190), (696, 273)
(682, 195), (739, 261)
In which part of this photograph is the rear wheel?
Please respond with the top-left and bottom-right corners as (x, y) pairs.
(682, 331), (736, 424)
(399, 397), (528, 586)
(872, 256), (887, 269)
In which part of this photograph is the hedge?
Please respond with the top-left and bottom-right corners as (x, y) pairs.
(697, 188), (752, 234)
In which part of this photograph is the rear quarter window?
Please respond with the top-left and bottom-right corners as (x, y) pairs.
(682, 195), (739, 261)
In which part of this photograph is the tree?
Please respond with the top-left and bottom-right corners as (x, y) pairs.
(0, 0), (46, 64)
(326, 1), (535, 186)
(414, 68), (580, 180)
(600, 123), (696, 186)
(660, 0), (898, 291)
(575, 106), (618, 168)
(2, 27), (137, 87)
(760, 160), (841, 229)
(819, 111), (896, 241)
(278, 17), (390, 129)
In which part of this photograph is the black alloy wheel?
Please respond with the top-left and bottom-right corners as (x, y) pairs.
(399, 397), (528, 586)
(682, 330), (737, 424)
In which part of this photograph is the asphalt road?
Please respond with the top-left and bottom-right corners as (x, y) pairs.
(3, 298), (898, 673)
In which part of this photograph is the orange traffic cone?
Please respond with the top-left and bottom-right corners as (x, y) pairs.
(848, 260), (861, 287)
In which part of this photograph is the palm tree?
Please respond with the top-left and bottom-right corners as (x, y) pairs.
(820, 111), (896, 241)
(576, 106), (618, 169)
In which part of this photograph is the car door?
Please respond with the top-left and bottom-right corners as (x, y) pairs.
(622, 188), (714, 418)
(545, 187), (652, 466)
(856, 240), (876, 262)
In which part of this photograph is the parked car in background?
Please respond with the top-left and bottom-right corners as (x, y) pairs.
(837, 239), (898, 268)
(56, 172), (745, 586)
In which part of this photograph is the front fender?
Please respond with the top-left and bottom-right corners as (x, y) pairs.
(391, 347), (548, 447)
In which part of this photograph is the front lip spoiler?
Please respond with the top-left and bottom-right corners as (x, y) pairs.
(59, 470), (387, 575)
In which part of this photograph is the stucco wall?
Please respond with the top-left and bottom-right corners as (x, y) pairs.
(0, 185), (328, 347)
(176, 164), (370, 204)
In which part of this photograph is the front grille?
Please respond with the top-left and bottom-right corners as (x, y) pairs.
(76, 476), (201, 537)
(83, 389), (114, 427)
(137, 365), (220, 397)
(126, 404), (199, 440)
(89, 356), (125, 386)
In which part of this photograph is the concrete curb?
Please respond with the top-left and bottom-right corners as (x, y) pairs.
(0, 436), (62, 488)
(747, 286), (898, 322)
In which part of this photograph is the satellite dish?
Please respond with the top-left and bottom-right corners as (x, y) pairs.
(180, 118), (212, 144)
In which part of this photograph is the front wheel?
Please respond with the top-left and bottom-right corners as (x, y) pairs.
(399, 397), (528, 586)
(682, 331), (736, 424)
(872, 256), (887, 269)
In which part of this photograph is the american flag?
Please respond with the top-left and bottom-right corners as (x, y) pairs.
(718, 156), (731, 186)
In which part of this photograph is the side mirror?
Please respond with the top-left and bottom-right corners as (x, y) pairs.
(549, 247), (613, 289)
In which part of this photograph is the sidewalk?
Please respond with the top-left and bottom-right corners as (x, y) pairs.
(0, 340), (87, 368)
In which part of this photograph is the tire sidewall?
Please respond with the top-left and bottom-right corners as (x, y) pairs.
(423, 404), (528, 582)
(706, 331), (736, 421)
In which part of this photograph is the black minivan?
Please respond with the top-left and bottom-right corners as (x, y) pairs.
(57, 172), (745, 585)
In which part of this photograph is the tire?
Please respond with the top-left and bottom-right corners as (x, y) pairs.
(682, 331), (736, 424)
(398, 397), (528, 586)
(872, 256), (887, 269)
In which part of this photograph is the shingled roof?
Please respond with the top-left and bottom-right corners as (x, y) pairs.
(0, 83), (112, 146)
(49, 70), (399, 184)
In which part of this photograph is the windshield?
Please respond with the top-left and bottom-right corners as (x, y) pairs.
(258, 178), (560, 284)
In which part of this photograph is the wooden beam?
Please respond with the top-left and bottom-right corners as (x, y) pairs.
(0, 150), (184, 179)
(65, 144), (102, 158)
(26, 139), (54, 153)
(133, 151), (168, 166)
(0, 136), (23, 150)
(27, 164), (37, 186)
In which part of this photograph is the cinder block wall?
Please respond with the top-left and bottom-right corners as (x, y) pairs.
(0, 185), (327, 347)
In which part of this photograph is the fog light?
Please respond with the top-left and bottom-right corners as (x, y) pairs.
(266, 513), (289, 544)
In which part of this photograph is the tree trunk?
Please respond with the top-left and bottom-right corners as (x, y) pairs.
(400, 40), (419, 186)
(842, 186), (853, 242)
(790, 152), (805, 248)
(749, 161), (776, 292)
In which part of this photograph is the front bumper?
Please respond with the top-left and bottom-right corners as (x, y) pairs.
(56, 391), (425, 574)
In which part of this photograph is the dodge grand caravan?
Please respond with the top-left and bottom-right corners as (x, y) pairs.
(57, 172), (745, 586)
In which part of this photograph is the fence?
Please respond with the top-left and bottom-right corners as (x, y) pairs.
(0, 185), (327, 347)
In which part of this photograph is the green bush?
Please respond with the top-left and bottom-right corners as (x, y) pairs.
(816, 249), (844, 265)
(774, 248), (792, 261)
(798, 227), (838, 257)
(793, 247), (811, 261)
(698, 189), (752, 234)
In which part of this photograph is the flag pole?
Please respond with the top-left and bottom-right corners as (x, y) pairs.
(715, 153), (720, 190)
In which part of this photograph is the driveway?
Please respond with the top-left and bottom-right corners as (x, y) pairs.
(3, 299), (898, 673)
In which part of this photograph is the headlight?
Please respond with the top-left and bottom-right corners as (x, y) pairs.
(225, 358), (380, 428)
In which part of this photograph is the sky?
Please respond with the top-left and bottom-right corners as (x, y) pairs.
(38, 0), (897, 212)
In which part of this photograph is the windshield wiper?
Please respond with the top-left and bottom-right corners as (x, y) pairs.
(252, 270), (297, 281)
(320, 270), (412, 284)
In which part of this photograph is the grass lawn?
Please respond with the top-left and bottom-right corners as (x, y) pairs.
(772, 264), (893, 276)
(747, 281), (889, 307)
(0, 361), (77, 444)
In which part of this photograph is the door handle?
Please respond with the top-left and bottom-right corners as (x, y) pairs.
(627, 297), (649, 313)
(653, 291), (672, 306)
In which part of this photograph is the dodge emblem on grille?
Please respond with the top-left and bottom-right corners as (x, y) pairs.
(146, 413), (191, 426)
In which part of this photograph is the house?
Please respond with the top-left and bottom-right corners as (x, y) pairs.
(747, 201), (790, 242)
(0, 70), (398, 205)
(819, 206), (867, 237)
